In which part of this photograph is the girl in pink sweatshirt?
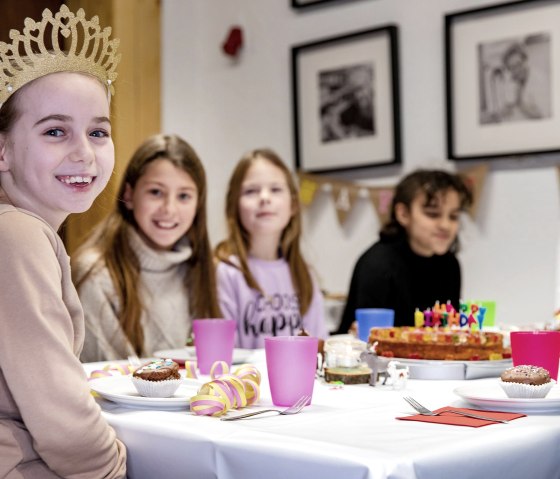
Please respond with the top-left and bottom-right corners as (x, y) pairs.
(215, 148), (328, 349)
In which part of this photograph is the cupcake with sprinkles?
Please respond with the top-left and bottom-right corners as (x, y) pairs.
(132, 359), (182, 398)
(499, 365), (555, 398)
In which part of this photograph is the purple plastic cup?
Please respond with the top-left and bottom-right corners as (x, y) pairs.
(265, 336), (318, 407)
(192, 319), (236, 374)
(510, 331), (560, 380)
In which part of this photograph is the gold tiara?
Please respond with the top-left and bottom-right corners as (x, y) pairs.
(0, 5), (120, 105)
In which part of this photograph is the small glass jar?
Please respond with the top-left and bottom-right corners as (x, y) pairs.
(323, 336), (367, 368)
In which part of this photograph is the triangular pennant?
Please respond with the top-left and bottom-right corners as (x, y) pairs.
(459, 164), (489, 219)
(331, 183), (358, 226)
(370, 187), (394, 225)
(298, 175), (319, 207)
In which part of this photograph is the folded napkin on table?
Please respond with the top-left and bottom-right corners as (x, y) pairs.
(397, 407), (525, 427)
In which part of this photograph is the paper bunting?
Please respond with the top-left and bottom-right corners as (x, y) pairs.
(299, 175), (319, 207)
(370, 188), (394, 225)
(297, 165), (489, 228)
(458, 164), (488, 219)
(331, 183), (359, 226)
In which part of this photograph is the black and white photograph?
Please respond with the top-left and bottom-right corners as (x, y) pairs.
(446, 0), (560, 160)
(292, 26), (400, 173)
(479, 34), (551, 125)
(319, 63), (375, 143)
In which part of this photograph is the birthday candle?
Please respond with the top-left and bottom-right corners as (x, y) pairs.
(445, 300), (455, 313)
(477, 307), (486, 330)
(432, 311), (441, 327)
(448, 311), (459, 327)
(459, 313), (468, 327)
(414, 308), (424, 327)
(424, 308), (433, 327)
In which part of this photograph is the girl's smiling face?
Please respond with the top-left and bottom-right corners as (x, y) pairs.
(0, 72), (113, 228)
(124, 158), (198, 251)
(396, 188), (462, 257)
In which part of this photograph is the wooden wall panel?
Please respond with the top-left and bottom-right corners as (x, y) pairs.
(64, 0), (161, 254)
(0, 0), (63, 43)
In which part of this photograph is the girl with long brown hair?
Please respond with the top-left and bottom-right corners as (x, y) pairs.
(215, 148), (327, 348)
(73, 133), (220, 361)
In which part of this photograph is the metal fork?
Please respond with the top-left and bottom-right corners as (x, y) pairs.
(220, 395), (310, 421)
(403, 396), (509, 424)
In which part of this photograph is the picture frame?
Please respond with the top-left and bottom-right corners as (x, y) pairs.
(291, 26), (401, 173)
(446, 0), (560, 161)
(291, 0), (344, 9)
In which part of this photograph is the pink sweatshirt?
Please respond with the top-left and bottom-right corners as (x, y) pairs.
(217, 256), (328, 349)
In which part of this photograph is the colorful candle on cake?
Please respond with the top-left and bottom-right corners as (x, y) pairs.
(414, 308), (424, 327)
(423, 308), (433, 327)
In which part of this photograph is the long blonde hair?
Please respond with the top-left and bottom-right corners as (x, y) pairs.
(214, 148), (313, 315)
(73, 134), (221, 355)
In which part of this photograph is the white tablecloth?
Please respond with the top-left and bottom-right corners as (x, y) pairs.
(85, 352), (560, 479)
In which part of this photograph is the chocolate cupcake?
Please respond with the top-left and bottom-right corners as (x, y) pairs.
(132, 359), (182, 398)
(499, 365), (554, 398)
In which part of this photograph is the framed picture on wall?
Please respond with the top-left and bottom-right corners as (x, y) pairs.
(291, 26), (401, 173)
(291, 0), (344, 8)
(446, 0), (560, 161)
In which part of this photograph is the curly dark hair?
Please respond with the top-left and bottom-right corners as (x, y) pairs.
(380, 169), (473, 253)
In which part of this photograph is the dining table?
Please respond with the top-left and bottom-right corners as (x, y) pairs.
(84, 350), (560, 479)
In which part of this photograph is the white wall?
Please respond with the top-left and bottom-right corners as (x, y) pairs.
(162, 0), (560, 327)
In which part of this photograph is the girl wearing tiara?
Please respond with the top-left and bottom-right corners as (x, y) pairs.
(0, 6), (126, 477)
(73, 133), (221, 362)
(215, 148), (328, 349)
(338, 169), (472, 333)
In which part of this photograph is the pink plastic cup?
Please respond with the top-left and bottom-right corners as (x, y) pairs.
(192, 319), (236, 374)
(265, 336), (318, 407)
(510, 331), (560, 380)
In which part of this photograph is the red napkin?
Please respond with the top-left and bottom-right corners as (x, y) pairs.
(397, 407), (525, 427)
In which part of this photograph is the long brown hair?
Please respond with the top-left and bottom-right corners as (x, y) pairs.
(0, 86), (22, 134)
(214, 148), (314, 315)
(73, 133), (220, 355)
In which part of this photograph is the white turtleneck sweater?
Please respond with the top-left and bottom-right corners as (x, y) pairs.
(74, 226), (192, 362)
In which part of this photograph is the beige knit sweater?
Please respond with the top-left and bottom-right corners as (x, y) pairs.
(74, 226), (192, 362)
(0, 201), (126, 478)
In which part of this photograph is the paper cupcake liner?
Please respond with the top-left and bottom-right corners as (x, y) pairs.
(499, 379), (555, 399)
(131, 376), (182, 398)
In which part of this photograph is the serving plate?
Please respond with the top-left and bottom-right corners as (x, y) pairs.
(454, 382), (560, 413)
(153, 347), (253, 366)
(393, 357), (512, 380)
(89, 375), (201, 410)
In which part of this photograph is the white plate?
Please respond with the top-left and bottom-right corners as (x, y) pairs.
(153, 347), (253, 365)
(89, 375), (201, 410)
(454, 382), (560, 413)
(394, 358), (512, 380)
